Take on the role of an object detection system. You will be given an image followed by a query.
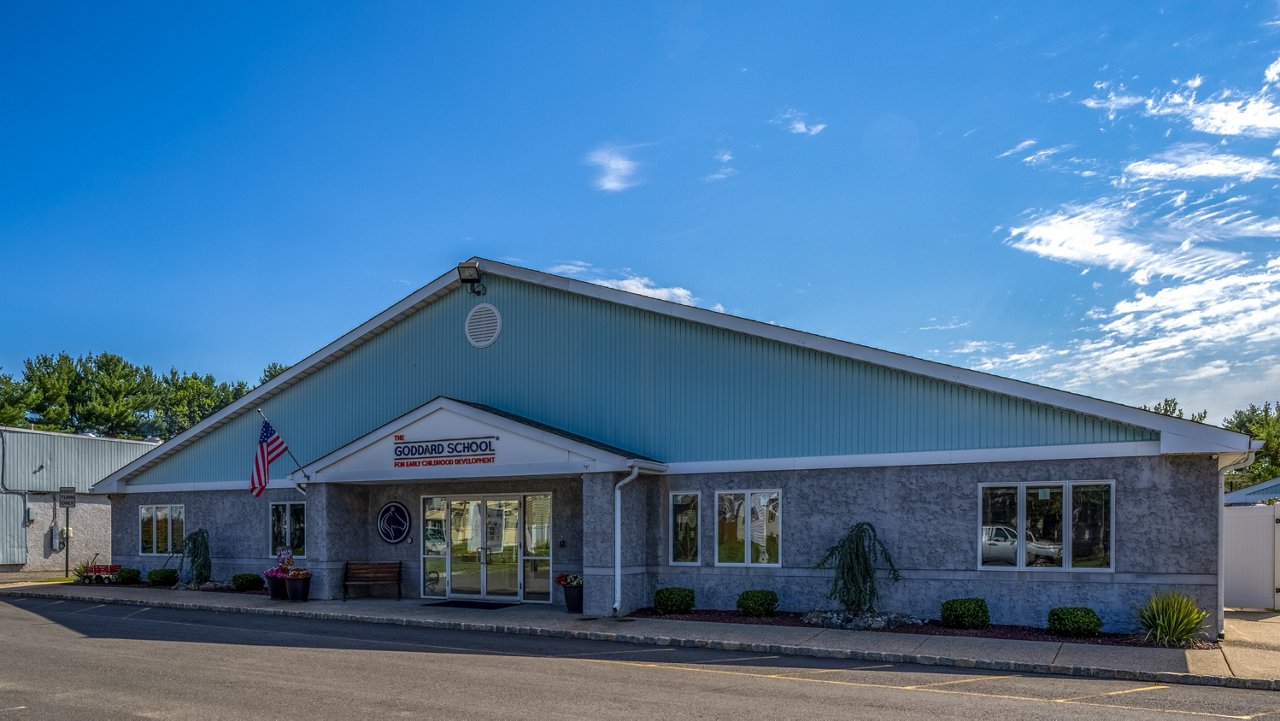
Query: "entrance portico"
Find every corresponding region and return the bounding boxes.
[290,397,664,608]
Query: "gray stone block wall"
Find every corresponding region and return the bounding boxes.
[112,477,583,602]
[646,454,1220,631]
[110,486,307,582]
[0,494,112,577]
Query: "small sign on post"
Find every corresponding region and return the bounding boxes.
[58,487,75,578]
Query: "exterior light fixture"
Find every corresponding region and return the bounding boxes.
[457,261,486,296]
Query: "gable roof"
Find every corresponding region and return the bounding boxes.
[294,396,663,484]
[95,257,1257,492]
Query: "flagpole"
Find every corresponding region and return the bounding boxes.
[257,408,311,495]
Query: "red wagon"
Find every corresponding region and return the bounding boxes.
[82,564,122,584]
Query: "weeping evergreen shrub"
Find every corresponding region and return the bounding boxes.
[179,529,212,585]
[814,522,901,614]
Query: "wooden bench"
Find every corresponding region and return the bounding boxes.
[342,561,402,601]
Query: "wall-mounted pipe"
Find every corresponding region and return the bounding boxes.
[612,464,641,615]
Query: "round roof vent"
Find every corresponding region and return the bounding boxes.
[465,303,501,349]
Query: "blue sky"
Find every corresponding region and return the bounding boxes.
[2,2,1278,422]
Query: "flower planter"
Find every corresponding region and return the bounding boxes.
[285,577,311,602]
[563,585,583,614]
[266,576,288,600]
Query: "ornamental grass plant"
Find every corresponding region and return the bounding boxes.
[1136,591,1208,647]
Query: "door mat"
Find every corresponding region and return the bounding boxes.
[424,600,520,610]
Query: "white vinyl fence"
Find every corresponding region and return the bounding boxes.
[1224,504,1280,609]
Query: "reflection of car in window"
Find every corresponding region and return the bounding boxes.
[981,525,1063,565]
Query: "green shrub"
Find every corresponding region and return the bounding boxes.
[71,562,89,583]
[736,590,779,617]
[1137,591,1208,647]
[147,568,179,587]
[654,587,695,615]
[116,568,141,585]
[231,573,265,592]
[940,597,990,629]
[1047,607,1103,638]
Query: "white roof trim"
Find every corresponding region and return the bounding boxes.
[97,257,1253,492]
[664,441,1163,475]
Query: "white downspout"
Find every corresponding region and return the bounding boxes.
[613,463,641,616]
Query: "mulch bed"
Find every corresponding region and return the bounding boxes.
[629,608,811,627]
[626,608,1218,649]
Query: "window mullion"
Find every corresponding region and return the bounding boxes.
[1017,484,1026,570]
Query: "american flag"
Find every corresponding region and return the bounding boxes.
[250,420,288,497]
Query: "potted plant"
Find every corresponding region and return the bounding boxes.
[285,565,312,602]
[265,549,306,601]
[556,573,583,614]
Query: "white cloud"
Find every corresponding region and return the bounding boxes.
[705,149,737,182]
[592,276,696,304]
[998,139,1037,158]
[1080,82,1146,120]
[971,50,1280,421]
[1023,146,1070,166]
[585,145,639,192]
[1147,91,1280,138]
[1124,145,1279,181]
[920,317,970,331]
[771,109,827,136]
[1007,201,1247,285]
[546,261,721,310]
[1265,56,1280,85]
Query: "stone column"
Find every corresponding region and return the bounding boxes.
[580,471,650,616]
[306,482,370,599]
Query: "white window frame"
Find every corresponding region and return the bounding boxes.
[138,504,184,556]
[976,480,1115,573]
[714,489,782,568]
[269,501,307,559]
[669,491,701,566]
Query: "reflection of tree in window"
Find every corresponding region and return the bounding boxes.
[717,494,745,563]
[1072,485,1111,568]
[672,494,698,563]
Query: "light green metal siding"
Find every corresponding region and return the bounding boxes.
[1,430,154,493]
[1,429,154,564]
[128,276,1158,486]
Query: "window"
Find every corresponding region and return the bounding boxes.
[978,481,1113,571]
[669,492,700,565]
[139,505,184,555]
[270,502,306,557]
[715,490,780,566]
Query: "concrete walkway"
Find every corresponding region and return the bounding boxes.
[3,582,1277,691]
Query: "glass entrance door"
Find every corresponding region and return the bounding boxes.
[447,497,520,599]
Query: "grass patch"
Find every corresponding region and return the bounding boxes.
[37,577,75,583]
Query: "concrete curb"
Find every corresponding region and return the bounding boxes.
[5,587,1275,692]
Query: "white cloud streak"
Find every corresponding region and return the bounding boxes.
[998,139,1037,158]
[963,53,1280,420]
[548,261,721,309]
[1124,144,1279,181]
[585,145,639,192]
[771,109,827,136]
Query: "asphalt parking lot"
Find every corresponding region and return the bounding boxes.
[2,597,1278,720]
